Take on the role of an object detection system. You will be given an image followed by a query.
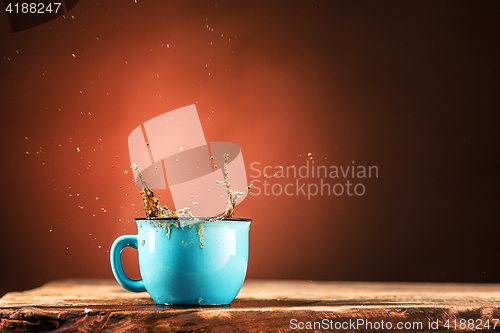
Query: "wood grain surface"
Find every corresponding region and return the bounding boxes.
[1,279,500,332]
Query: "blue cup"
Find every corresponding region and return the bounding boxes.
[110,217,251,305]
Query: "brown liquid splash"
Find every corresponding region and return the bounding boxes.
[131,153,244,221]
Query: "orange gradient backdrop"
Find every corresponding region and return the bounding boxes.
[0,1,499,296]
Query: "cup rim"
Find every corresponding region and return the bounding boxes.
[134,217,251,222]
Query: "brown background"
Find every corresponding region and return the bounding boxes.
[0,1,499,297]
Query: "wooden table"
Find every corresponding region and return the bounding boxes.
[1,279,500,332]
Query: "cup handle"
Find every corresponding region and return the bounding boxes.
[110,235,146,292]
